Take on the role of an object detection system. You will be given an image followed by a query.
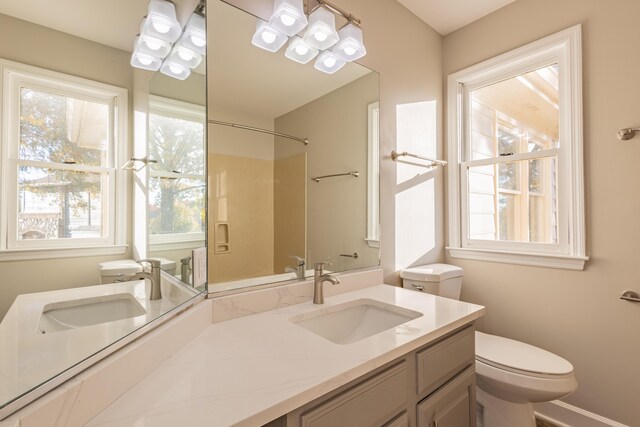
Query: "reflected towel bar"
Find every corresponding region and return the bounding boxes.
[617,127,640,141]
[208,119,309,145]
[311,171,359,182]
[391,150,447,168]
[620,291,640,302]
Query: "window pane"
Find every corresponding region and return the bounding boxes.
[468,156,557,243]
[149,177,205,235]
[498,162,518,191]
[498,193,516,241]
[20,88,109,166]
[18,166,105,240]
[470,64,560,161]
[149,113,204,175]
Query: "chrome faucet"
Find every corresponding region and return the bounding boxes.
[116,259,162,300]
[313,262,340,304]
[285,255,306,279]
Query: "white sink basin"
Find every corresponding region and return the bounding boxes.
[290,298,422,345]
[37,293,146,334]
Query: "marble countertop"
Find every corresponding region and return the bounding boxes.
[87,284,485,427]
[0,278,199,413]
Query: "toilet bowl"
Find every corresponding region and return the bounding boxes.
[400,263,577,427]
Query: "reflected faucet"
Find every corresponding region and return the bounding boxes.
[313,262,340,304]
[116,259,162,300]
[285,255,306,279]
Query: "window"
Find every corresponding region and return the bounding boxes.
[447,25,587,270]
[148,96,205,250]
[366,101,380,248]
[0,60,127,260]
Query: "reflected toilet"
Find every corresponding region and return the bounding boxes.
[401,263,577,427]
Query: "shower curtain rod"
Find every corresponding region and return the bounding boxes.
[208,119,309,145]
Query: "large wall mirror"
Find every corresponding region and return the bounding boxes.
[208,0,380,291]
[0,0,206,417]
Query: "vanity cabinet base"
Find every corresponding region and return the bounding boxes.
[274,325,476,427]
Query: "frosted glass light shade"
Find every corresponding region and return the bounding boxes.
[180,13,206,55]
[268,0,308,36]
[131,51,162,71]
[160,61,191,80]
[251,20,287,52]
[141,0,181,43]
[303,7,339,50]
[314,50,346,74]
[166,44,202,69]
[134,33,171,59]
[332,23,366,61]
[285,36,319,64]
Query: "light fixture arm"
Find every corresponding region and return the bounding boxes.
[306,0,361,26]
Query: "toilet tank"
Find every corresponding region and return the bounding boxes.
[98,260,142,284]
[400,263,464,300]
[98,258,177,284]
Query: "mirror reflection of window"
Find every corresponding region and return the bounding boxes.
[148,96,205,240]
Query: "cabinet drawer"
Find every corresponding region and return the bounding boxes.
[417,366,476,427]
[298,362,407,427]
[416,327,474,397]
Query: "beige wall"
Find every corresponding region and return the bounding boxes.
[442,0,640,424]
[275,74,379,270]
[0,14,134,320]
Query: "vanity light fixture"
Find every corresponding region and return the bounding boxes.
[268,0,308,36]
[303,7,339,50]
[140,0,182,43]
[314,50,345,74]
[285,36,319,64]
[180,13,207,55]
[332,22,366,61]
[131,51,163,71]
[252,0,365,74]
[160,61,191,80]
[251,20,288,52]
[134,32,172,59]
[131,0,206,80]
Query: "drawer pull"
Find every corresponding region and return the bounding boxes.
[411,284,424,291]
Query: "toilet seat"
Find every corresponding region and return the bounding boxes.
[475,331,573,378]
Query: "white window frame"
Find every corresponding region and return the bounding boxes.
[0,59,127,261]
[366,101,380,248]
[446,25,588,270]
[147,95,205,251]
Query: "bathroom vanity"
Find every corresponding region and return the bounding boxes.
[83,282,484,426]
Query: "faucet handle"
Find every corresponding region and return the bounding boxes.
[137,259,161,269]
[290,255,305,266]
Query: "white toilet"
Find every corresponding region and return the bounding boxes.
[401,263,577,427]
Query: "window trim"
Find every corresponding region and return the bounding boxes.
[366,101,380,248]
[147,95,205,248]
[446,25,587,270]
[0,58,128,260]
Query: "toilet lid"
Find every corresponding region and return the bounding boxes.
[475,331,573,376]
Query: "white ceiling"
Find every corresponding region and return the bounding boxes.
[395,0,518,35]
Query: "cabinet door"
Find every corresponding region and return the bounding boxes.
[293,362,408,427]
[417,367,476,427]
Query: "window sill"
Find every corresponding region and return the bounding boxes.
[0,245,128,262]
[446,247,588,271]
[364,238,380,249]
[149,240,205,252]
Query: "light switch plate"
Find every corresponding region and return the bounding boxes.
[192,247,207,287]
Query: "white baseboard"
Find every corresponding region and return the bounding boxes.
[534,401,629,427]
